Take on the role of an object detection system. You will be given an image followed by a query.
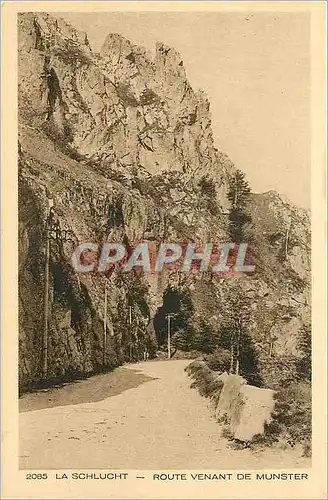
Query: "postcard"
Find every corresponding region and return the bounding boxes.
[1,2,326,498]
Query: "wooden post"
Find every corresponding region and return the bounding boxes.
[103,286,107,366]
[42,228,50,379]
[129,305,132,361]
[230,342,234,373]
[235,330,240,375]
[285,219,291,259]
[42,198,53,379]
[167,314,172,360]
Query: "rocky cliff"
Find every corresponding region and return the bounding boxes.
[18,12,311,392]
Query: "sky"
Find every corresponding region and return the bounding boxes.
[60,12,311,208]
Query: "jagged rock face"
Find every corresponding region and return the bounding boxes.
[18,12,311,391]
[18,13,232,194]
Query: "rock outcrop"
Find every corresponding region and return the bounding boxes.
[187,360,276,443]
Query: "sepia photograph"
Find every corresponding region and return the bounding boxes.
[1,2,327,499]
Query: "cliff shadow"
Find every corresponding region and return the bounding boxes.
[19,366,156,413]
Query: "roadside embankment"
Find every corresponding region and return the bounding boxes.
[186,360,275,443]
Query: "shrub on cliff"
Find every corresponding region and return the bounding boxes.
[186,360,225,401]
[52,43,92,66]
[171,324,197,352]
[257,381,311,456]
[296,324,311,382]
[204,347,231,373]
[254,324,312,454]
[193,320,220,354]
[198,175,218,215]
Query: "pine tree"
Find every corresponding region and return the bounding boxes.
[196,321,220,354]
[227,170,251,208]
[218,284,262,385]
[227,170,251,242]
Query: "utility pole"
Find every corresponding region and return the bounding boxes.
[42,198,75,380]
[42,198,54,379]
[103,284,107,366]
[236,330,240,376]
[166,313,174,359]
[42,221,50,379]
[129,305,132,361]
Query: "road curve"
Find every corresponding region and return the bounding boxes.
[20,360,310,469]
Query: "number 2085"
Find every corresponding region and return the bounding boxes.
[26,473,48,480]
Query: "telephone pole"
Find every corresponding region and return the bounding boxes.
[129,305,132,361]
[42,198,54,379]
[103,285,108,366]
[42,221,50,378]
[42,198,75,379]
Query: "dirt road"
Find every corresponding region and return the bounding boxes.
[20,360,310,469]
